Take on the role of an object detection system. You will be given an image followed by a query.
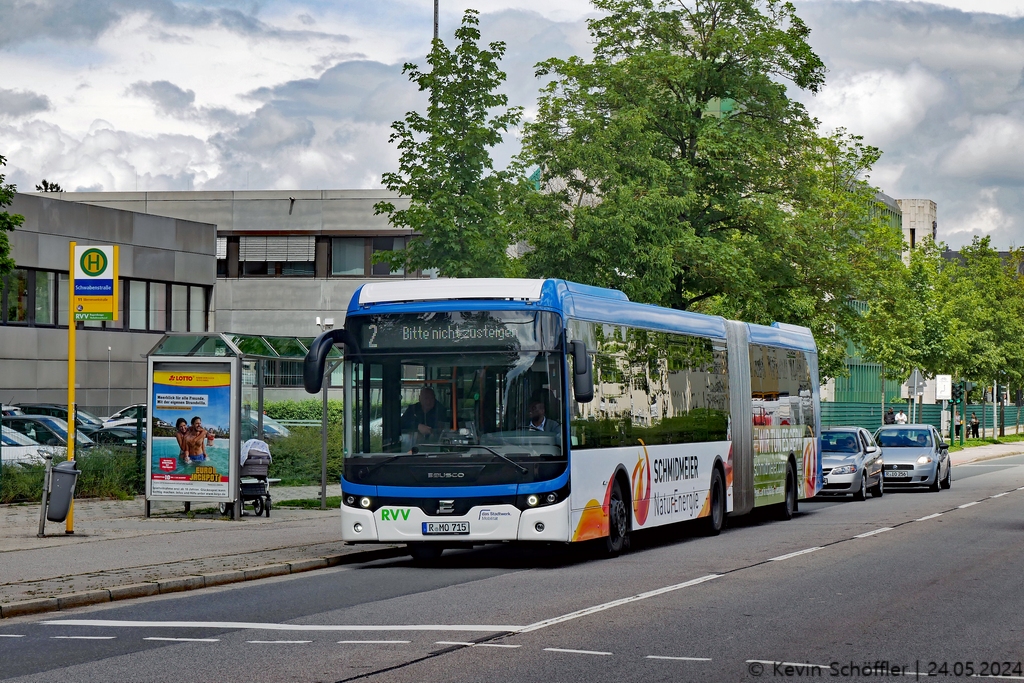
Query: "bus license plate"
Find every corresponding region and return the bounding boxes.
[885,471,910,478]
[422,522,470,535]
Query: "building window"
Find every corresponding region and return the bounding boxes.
[189,286,206,332]
[239,235,315,277]
[171,284,188,331]
[149,282,167,331]
[58,273,69,326]
[105,279,124,330]
[332,237,365,276]
[371,237,405,276]
[129,280,147,330]
[34,271,55,325]
[3,269,29,323]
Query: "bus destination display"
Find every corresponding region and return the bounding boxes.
[356,312,552,351]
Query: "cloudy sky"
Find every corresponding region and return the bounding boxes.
[2,0,1024,247]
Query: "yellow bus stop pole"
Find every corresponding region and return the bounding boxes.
[66,241,76,534]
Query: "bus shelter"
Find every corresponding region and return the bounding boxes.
[144,332,339,518]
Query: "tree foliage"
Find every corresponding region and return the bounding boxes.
[35,179,63,193]
[0,154,24,279]
[375,9,522,278]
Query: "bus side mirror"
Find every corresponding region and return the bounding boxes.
[569,339,594,403]
[303,329,352,394]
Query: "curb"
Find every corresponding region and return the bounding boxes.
[0,545,405,620]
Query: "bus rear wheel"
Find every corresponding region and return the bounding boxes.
[605,479,630,556]
[701,468,725,536]
[776,462,797,521]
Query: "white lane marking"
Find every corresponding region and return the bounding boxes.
[44,620,520,633]
[991,492,1010,498]
[972,674,1024,680]
[144,637,220,642]
[854,527,892,538]
[544,647,612,656]
[435,641,521,649]
[0,634,26,638]
[916,513,943,521]
[646,655,712,661]
[337,640,410,644]
[516,574,719,633]
[959,501,981,509]
[246,640,311,644]
[1018,486,1024,490]
[748,659,832,669]
[769,547,821,562]
[50,636,116,640]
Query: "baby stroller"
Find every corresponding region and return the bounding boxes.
[238,439,272,517]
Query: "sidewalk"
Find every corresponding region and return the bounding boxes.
[950,439,1024,465]
[0,484,401,619]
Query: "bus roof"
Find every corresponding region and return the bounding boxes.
[349,278,815,353]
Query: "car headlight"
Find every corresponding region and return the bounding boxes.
[830,465,857,475]
[917,455,933,465]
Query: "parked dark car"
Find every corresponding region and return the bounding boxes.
[90,426,145,448]
[17,403,105,436]
[1,415,95,451]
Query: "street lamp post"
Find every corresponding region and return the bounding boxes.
[315,317,334,511]
[434,0,438,41]
[107,346,112,415]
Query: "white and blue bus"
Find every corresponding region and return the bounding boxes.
[303,279,821,559]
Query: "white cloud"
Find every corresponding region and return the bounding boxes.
[941,114,1024,181]
[804,66,945,147]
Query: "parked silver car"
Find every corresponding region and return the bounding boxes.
[873,424,951,491]
[820,427,884,499]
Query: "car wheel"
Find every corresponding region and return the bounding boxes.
[701,468,726,536]
[605,479,631,555]
[930,463,942,492]
[941,460,952,489]
[853,471,867,501]
[776,462,797,521]
[870,473,884,498]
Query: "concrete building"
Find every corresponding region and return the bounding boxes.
[896,198,937,253]
[0,193,216,415]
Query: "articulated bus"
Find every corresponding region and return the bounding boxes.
[303,278,821,560]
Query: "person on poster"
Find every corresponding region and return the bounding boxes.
[175,418,189,463]
[186,415,209,464]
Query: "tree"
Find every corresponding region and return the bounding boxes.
[0,154,24,279]
[513,0,906,378]
[374,9,523,278]
[35,179,63,193]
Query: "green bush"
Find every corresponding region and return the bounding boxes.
[263,399,342,425]
[268,426,345,486]
[1,447,143,504]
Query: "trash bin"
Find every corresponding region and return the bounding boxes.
[46,460,81,523]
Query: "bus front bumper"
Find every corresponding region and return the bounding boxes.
[341,499,571,543]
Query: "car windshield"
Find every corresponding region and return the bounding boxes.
[2,425,39,446]
[346,310,565,486]
[35,416,95,446]
[822,432,860,453]
[876,428,932,448]
[76,409,104,426]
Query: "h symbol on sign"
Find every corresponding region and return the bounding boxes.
[85,253,103,271]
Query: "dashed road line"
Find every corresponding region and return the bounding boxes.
[748,659,832,669]
[916,513,943,521]
[769,547,821,561]
[246,640,311,644]
[338,640,410,644]
[50,636,116,640]
[959,501,981,509]
[646,655,712,661]
[435,641,521,649]
[544,647,612,656]
[991,492,1010,498]
[0,634,25,638]
[854,527,892,538]
[144,637,220,642]
[972,674,1024,680]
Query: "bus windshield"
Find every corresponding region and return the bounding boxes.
[346,311,566,487]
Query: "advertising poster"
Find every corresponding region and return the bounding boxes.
[149,363,232,499]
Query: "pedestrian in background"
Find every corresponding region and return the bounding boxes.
[970,412,980,438]
[954,412,961,439]
[884,408,896,425]
[895,409,908,424]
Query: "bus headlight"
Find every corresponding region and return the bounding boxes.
[360,497,372,508]
[526,494,539,507]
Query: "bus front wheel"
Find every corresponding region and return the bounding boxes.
[605,479,630,556]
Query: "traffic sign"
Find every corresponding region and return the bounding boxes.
[935,375,952,401]
[73,245,118,321]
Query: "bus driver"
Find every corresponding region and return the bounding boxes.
[402,387,444,443]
